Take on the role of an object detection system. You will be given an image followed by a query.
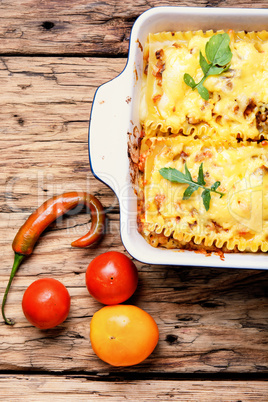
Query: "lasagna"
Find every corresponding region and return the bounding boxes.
[137,30,268,253]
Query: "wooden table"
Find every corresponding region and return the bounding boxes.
[1,1,268,400]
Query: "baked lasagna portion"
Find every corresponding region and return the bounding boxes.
[140,30,268,141]
[137,136,268,253]
[137,30,268,253]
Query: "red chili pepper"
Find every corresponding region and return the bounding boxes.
[2,192,106,325]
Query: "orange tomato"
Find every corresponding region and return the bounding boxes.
[90,305,159,366]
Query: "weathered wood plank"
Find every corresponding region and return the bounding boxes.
[0,264,268,373]
[0,57,267,374]
[0,0,267,56]
[0,375,267,401]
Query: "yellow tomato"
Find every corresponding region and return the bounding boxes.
[90,305,159,366]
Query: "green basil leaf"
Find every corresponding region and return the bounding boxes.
[197,163,206,185]
[222,63,231,73]
[201,189,211,211]
[183,33,232,100]
[206,65,225,77]
[160,165,225,211]
[211,181,221,191]
[159,167,190,185]
[183,185,198,200]
[183,73,196,89]
[184,163,193,181]
[197,82,209,101]
[216,47,232,67]
[205,33,232,67]
[199,51,210,75]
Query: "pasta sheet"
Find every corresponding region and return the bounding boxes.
[139,136,268,252]
[140,30,268,141]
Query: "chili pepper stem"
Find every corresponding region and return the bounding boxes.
[2,253,25,325]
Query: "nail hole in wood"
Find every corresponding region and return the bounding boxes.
[42,21,55,30]
[165,334,178,344]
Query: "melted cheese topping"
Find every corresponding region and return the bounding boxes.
[137,31,268,253]
[140,31,268,140]
[139,137,268,252]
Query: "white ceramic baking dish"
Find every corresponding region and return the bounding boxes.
[89,6,268,269]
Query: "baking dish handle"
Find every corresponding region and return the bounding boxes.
[89,69,133,198]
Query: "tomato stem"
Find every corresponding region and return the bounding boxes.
[2,253,25,325]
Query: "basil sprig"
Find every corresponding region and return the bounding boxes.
[183,33,233,100]
[159,163,225,211]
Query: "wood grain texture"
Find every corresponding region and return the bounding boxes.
[1,264,268,373]
[0,0,267,56]
[0,375,268,401]
[1,1,267,399]
[0,57,268,374]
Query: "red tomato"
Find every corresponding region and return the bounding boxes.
[90,305,159,366]
[85,251,138,305]
[22,278,71,329]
